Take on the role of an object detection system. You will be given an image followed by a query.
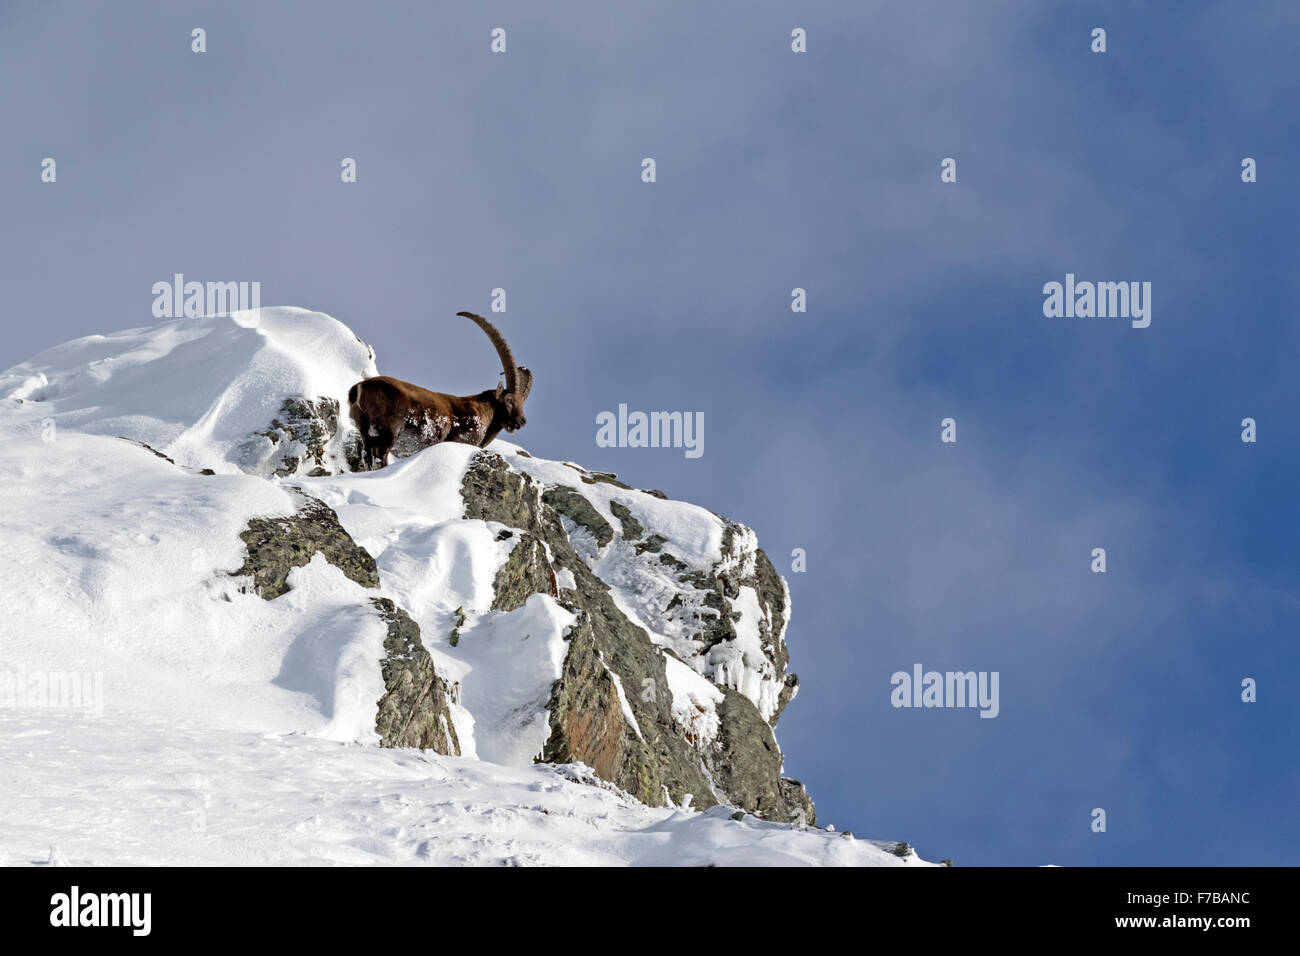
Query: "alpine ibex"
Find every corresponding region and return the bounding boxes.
[347,312,532,470]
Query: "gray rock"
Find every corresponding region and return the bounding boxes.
[457,451,815,823]
[230,493,379,600]
[373,597,461,754]
[117,436,176,465]
[491,532,557,612]
[541,486,613,548]
[241,396,363,477]
[608,501,644,541]
[574,468,633,491]
[703,688,817,826]
[633,534,667,555]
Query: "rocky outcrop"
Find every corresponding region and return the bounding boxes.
[373,598,461,754]
[239,396,364,477]
[231,492,379,599]
[541,487,613,547]
[671,524,796,726]
[706,689,815,824]
[230,446,814,823]
[541,600,716,808]
[460,452,814,823]
[231,496,462,753]
[490,531,557,612]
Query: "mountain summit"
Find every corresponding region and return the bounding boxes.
[0,309,928,865]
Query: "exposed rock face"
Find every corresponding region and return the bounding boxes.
[490,531,557,612]
[231,495,462,754]
[240,396,364,477]
[229,446,814,822]
[373,598,461,754]
[460,452,814,823]
[541,487,613,548]
[677,525,801,726]
[709,689,815,824]
[542,601,715,808]
[231,492,379,599]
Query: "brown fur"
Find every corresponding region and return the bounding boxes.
[347,313,532,471]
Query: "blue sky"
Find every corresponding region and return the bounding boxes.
[2,1,1296,864]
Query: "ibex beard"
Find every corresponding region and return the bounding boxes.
[347,311,533,471]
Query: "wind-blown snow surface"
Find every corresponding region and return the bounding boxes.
[0,309,927,866]
[0,713,919,867]
[0,308,376,475]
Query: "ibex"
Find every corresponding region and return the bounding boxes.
[347,312,532,470]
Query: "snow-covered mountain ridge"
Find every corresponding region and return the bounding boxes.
[0,308,931,866]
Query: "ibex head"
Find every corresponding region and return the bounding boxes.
[494,365,532,432]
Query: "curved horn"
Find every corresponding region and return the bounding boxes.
[456,311,518,395]
[514,366,533,402]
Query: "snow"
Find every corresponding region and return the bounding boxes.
[0,308,930,866]
[663,655,724,747]
[0,308,377,476]
[0,432,376,735]
[709,585,780,718]
[450,595,575,765]
[294,449,574,766]
[501,444,789,721]
[508,451,725,568]
[0,712,925,867]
